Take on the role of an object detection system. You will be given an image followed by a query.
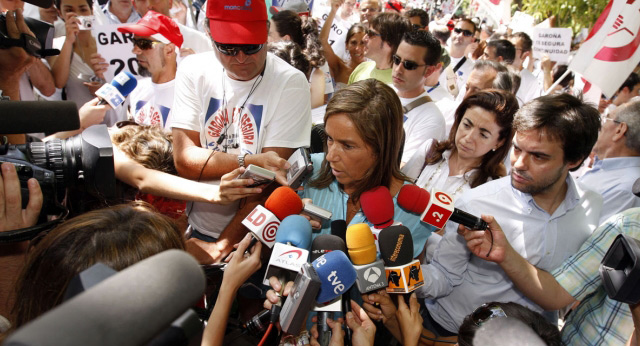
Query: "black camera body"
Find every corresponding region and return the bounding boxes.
[0,125,116,223]
[0,12,59,58]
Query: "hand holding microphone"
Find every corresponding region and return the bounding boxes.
[310,300,377,346]
[94,71,138,108]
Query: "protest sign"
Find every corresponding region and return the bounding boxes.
[93,24,140,82]
[532,27,572,63]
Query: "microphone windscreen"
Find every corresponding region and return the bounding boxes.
[111,71,138,97]
[312,250,356,303]
[633,178,640,198]
[265,186,304,220]
[346,223,377,265]
[361,186,395,228]
[310,235,348,262]
[0,101,80,134]
[330,220,347,241]
[397,185,430,214]
[4,250,205,346]
[276,215,312,249]
[378,225,414,266]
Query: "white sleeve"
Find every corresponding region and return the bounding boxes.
[261,73,312,149]
[170,55,204,133]
[401,139,434,180]
[402,105,446,163]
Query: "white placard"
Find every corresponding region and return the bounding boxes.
[93,24,141,82]
[532,27,572,63]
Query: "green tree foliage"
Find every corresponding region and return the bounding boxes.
[519,0,609,35]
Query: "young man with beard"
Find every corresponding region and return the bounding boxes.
[118,11,182,129]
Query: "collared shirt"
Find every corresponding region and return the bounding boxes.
[302,153,434,258]
[417,175,602,333]
[553,208,640,346]
[579,156,640,225]
[101,1,141,24]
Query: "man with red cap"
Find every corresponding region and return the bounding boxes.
[171,0,312,262]
[118,11,183,129]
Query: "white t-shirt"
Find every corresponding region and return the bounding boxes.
[177,22,212,54]
[516,68,542,106]
[438,54,474,96]
[129,78,175,130]
[399,90,446,163]
[171,52,312,237]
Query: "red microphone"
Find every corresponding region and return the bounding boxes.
[360,186,402,252]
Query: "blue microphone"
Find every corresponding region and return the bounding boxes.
[96,71,138,108]
[275,214,313,248]
[263,215,313,286]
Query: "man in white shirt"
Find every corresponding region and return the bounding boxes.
[118,10,182,130]
[102,0,140,24]
[132,0,212,54]
[381,93,603,343]
[439,18,476,98]
[171,0,311,262]
[580,100,640,224]
[509,32,542,105]
[391,30,446,165]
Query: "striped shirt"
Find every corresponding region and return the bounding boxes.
[553,208,640,345]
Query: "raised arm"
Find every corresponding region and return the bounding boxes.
[320,0,345,79]
[48,13,79,89]
[461,214,576,310]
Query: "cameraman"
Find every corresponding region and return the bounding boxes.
[0,162,43,325]
[0,8,37,144]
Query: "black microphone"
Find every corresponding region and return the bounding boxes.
[3,250,205,346]
[0,101,80,134]
[330,219,347,241]
[378,225,424,295]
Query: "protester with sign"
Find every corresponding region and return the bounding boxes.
[320,0,366,89]
[118,11,182,130]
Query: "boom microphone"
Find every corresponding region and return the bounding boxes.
[0,101,81,134]
[346,223,388,293]
[397,184,487,230]
[378,226,424,294]
[95,71,138,108]
[4,250,205,346]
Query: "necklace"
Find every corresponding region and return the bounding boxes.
[218,67,264,152]
[421,159,470,198]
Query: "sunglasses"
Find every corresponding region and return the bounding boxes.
[454,27,474,37]
[214,42,264,56]
[366,29,381,37]
[471,304,507,326]
[392,54,427,70]
[132,37,162,50]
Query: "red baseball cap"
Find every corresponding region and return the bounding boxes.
[206,0,268,45]
[118,11,184,48]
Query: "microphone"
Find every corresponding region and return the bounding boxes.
[279,250,356,335]
[4,250,205,346]
[360,186,401,251]
[346,223,388,293]
[378,225,424,294]
[95,71,138,108]
[397,184,487,230]
[330,219,347,241]
[0,101,81,134]
[241,186,304,248]
[262,214,312,285]
[310,235,349,346]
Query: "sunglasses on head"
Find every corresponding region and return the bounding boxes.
[132,37,160,50]
[214,42,264,56]
[366,28,381,37]
[471,303,508,327]
[392,54,427,70]
[454,27,474,37]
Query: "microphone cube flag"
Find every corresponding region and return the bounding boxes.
[385,259,424,294]
[262,242,309,285]
[242,205,280,248]
[421,189,455,229]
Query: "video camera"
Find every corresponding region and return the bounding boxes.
[0,102,115,243]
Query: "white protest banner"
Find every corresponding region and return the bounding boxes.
[569,0,640,98]
[508,11,535,37]
[93,24,140,82]
[532,27,572,63]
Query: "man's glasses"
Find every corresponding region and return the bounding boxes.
[471,304,507,326]
[453,27,474,37]
[603,115,621,124]
[392,54,427,70]
[132,38,160,50]
[214,42,264,56]
[366,29,381,37]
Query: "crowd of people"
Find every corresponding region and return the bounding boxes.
[2,0,640,344]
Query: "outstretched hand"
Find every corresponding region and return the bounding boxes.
[458,214,510,263]
[216,167,263,204]
[395,293,422,346]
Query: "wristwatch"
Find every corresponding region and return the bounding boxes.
[237,153,248,168]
